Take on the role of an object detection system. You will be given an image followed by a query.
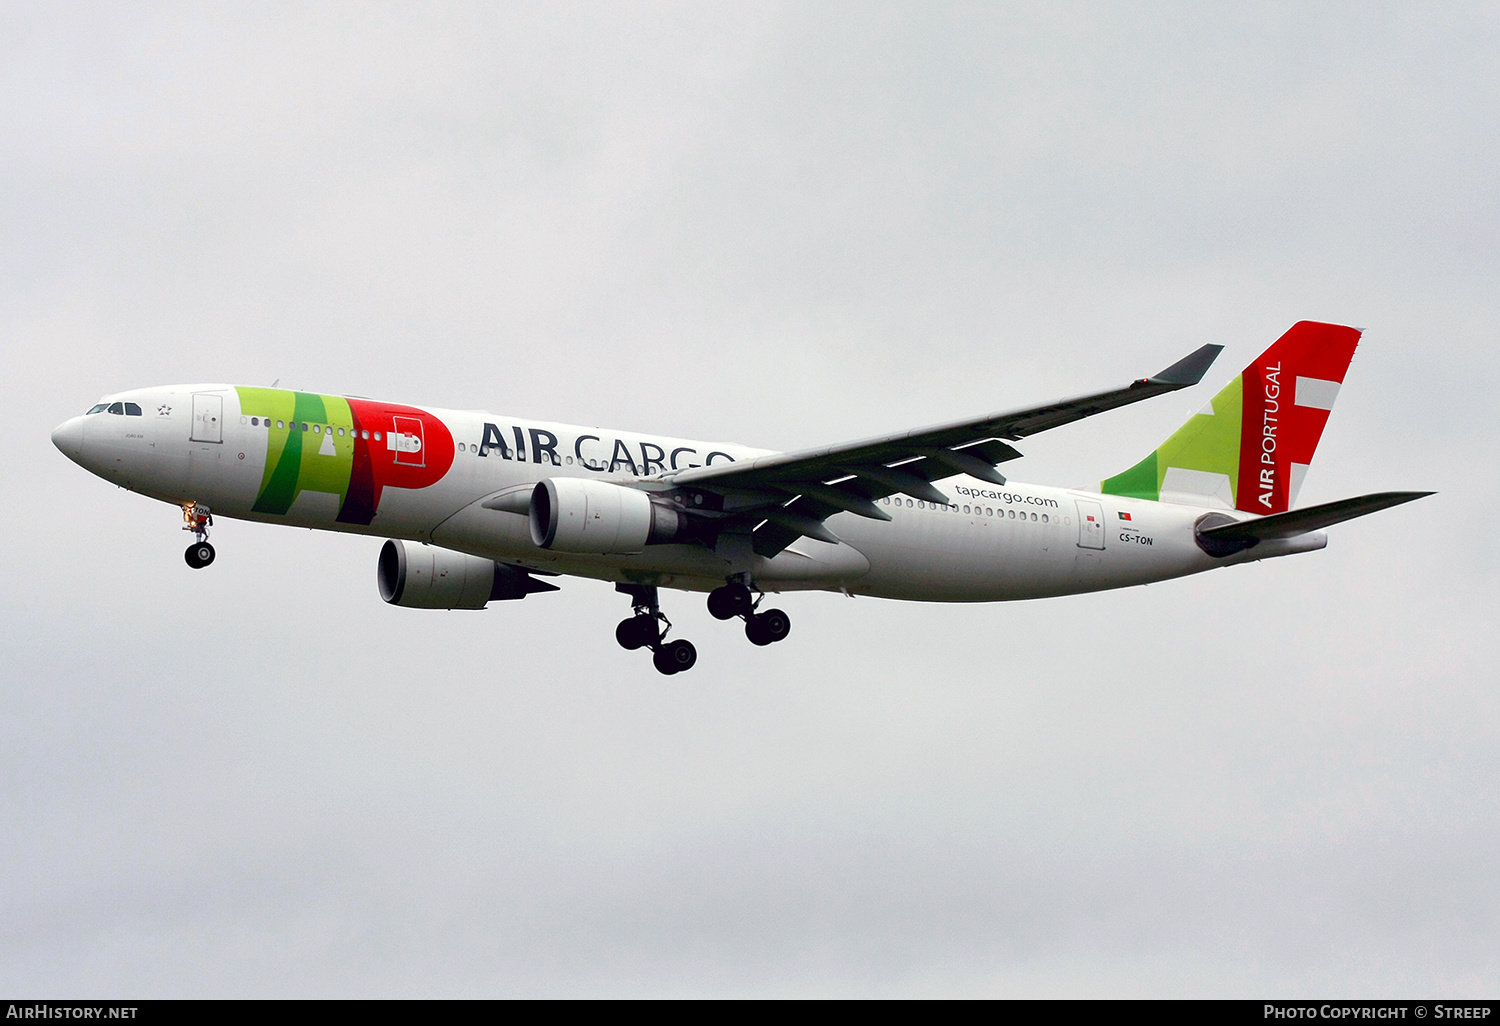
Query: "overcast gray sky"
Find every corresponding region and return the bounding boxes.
[3,2,1497,997]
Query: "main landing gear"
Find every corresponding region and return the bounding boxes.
[613,579,790,676]
[707,580,792,647]
[182,502,216,569]
[616,585,697,675]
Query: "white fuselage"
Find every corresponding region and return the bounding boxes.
[51,384,1324,602]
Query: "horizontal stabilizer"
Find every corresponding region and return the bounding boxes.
[1200,491,1433,544]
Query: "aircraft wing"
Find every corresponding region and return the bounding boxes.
[659,343,1223,556]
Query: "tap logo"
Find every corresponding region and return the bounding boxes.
[235,388,454,524]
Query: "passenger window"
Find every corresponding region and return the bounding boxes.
[251,417,259,426]
[458,443,466,452]
[107,402,124,415]
[301,423,309,432]
[374,432,382,441]
[277,420,285,429]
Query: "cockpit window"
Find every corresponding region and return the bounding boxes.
[123,402,142,416]
[87,404,108,414]
[107,402,124,415]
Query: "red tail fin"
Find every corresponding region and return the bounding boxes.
[1238,321,1360,513]
[1102,321,1361,514]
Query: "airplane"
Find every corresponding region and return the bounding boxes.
[51,320,1429,675]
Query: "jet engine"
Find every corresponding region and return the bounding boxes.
[377,539,558,609]
[528,478,684,554]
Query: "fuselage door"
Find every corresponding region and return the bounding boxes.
[390,415,425,467]
[191,393,223,443]
[1076,499,1106,549]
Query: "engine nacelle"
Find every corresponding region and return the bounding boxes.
[528,478,683,554]
[377,539,557,609]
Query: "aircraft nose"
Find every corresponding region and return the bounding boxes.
[51,416,84,459]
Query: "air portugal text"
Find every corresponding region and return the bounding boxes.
[1256,360,1282,509]
[476,422,736,475]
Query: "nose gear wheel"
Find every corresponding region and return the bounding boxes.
[185,542,216,569]
[181,502,216,570]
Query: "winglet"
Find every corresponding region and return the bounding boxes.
[1146,344,1224,387]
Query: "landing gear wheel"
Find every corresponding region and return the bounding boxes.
[707,583,753,620]
[653,639,697,675]
[185,542,216,569]
[616,615,658,651]
[745,608,791,646]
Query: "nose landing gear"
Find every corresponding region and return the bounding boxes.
[182,502,215,569]
[708,579,792,648]
[616,584,697,675]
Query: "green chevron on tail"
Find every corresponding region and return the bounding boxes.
[1102,374,1244,505]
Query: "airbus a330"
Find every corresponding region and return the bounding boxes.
[51,321,1429,674]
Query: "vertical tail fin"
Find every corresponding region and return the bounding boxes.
[1100,321,1361,514]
